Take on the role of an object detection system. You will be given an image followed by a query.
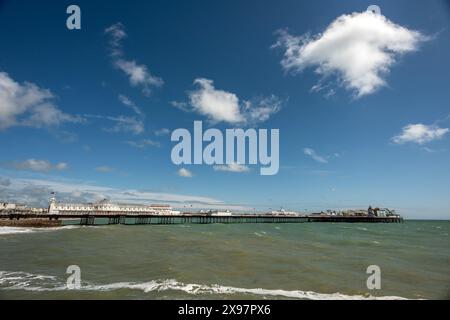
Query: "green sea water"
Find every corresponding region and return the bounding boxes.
[0,220,449,299]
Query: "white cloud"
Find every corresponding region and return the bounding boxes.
[275,11,426,98]
[107,116,144,134]
[118,94,143,116]
[104,22,127,57]
[303,148,328,164]
[170,101,190,112]
[54,162,69,170]
[189,78,243,123]
[187,78,282,124]
[125,139,160,148]
[242,95,282,124]
[86,114,144,135]
[0,72,83,130]
[213,163,250,173]
[12,159,68,172]
[95,166,114,173]
[154,128,170,136]
[115,60,163,95]
[105,23,163,95]
[392,123,449,145]
[177,168,193,178]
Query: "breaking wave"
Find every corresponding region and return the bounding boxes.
[0,227,35,235]
[0,226,81,235]
[0,270,407,300]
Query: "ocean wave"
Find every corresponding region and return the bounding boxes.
[0,225,80,235]
[0,270,407,300]
[0,227,35,235]
[0,271,58,290]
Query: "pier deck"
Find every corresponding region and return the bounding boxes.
[0,213,403,226]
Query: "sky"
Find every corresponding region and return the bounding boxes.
[0,0,449,219]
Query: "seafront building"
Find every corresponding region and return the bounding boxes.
[0,202,19,211]
[47,195,181,215]
[1,195,399,218]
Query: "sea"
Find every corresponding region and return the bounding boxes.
[0,220,449,300]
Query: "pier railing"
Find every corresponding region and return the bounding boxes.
[0,213,403,225]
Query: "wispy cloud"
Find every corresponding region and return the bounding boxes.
[114,60,163,96]
[303,148,328,164]
[95,166,114,173]
[118,94,143,116]
[85,114,144,135]
[213,163,250,173]
[104,23,163,96]
[274,10,426,98]
[423,146,446,153]
[177,78,282,125]
[5,159,69,172]
[125,139,160,148]
[0,72,84,130]
[177,168,193,178]
[392,123,449,145]
[154,128,170,136]
[170,101,190,112]
[104,22,127,57]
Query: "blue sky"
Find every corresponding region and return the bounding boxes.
[0,0,449,219]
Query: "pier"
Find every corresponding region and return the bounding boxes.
[0,213,403,227]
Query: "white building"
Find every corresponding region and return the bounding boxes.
[270,209,301,216]
[0,202,17,211]
[208,209,232,216]
[48,195,180,215]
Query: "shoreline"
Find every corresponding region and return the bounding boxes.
[0,218,62,228]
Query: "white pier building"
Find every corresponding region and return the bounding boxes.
[48,195,180,215]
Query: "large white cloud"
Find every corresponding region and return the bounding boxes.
[275,11,426,98]
[189,78,244,123]
[0,72,82,130]
[392,123,449,144]
[187,78,282,125]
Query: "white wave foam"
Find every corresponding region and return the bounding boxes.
[0,225,80,236]
[0,227,34,235]
[84,279,407,300]
[0,271,58,290]
[0,270,407,300]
